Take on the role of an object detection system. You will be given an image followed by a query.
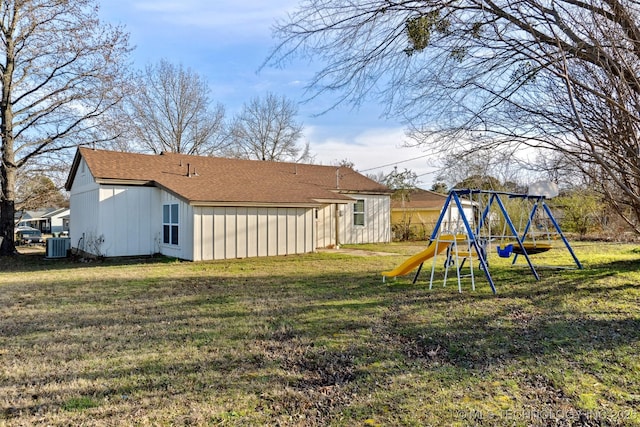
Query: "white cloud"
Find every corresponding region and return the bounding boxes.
[307,126,439,187]
[129,1,298,39]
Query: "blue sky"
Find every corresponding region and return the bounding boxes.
[98,0,438,186]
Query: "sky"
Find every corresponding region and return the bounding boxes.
[97,0,440,187]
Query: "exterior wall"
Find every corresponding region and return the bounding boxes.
[340,194,391,244]
[97,186,161,257]
[315,204,336,248]
[69,158,162,257]
[192,206,315,261]
[49,210,70,234]
[69,158,100,253]
[159,192,193,260]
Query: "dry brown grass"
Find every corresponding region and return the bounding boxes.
[1,242,639,426]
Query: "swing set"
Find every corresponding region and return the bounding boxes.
[382,189,583,294]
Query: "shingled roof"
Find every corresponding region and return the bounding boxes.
[390,188,448,210]
[390,188,475,209]
[66,148,390,206]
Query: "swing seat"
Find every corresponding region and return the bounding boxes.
[497,244,514,258]
[512,242,552,255]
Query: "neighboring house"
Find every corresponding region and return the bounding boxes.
[65,148,392,261]
[43,208,70,234]
[15,207,69,234]
[15,210,47,231]
[391,189,475,240]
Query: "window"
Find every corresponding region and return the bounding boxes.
[353,199,365,226]
[163,203,179,245]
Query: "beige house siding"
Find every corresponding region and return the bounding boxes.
[315,204,336,248]
[341,194,391,244]
[192,206,315,261]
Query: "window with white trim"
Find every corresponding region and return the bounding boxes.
[353,199,365,226]
[163,203,179,245]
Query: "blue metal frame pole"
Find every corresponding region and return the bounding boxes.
[429,192,454,241]
[542,201,583,269]
[412,191,454,284]
[494,194,540,280]
[452,191,497,294]
[512,197,540,265]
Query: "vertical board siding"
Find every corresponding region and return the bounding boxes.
[202,211,214,260]
[341,195,391,244]
[257,208,268,256]
[68,158,100,253]
[316,204,335,248]
[69,188,99,252]
[267,209,278,256]
[213,210,226,259]
[192,206,315,261]
[236,207,248,257]
[277,210,287,255]
[69,165,163,258]
[225,207,237,259]
[92,186,161,257]
[247,208,258,258]
[287,211,297,254]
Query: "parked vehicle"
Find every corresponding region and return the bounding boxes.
[15,227,45,245]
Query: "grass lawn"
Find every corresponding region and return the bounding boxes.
[1,241,639,426]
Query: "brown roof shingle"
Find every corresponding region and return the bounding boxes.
[390,188,448,210]
[67,148,390,205]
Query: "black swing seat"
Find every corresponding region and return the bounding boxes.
[511,242,552,255]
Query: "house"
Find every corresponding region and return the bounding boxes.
[391,188,475,240]
[15,207,70,234]
[64,148,392,260]
[43,208,70,235]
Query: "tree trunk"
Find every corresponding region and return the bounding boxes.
[0,129,16,256]
[0,198,16,256]
[1,14,16,256]
[0,120,17,256]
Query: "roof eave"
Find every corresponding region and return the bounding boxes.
[313,197,353,204]
[95,178,155,186]
[64,148,82,191]
[190,201,322,208]
[336,189,393,195]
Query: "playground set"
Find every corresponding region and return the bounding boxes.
[381,189,583,294]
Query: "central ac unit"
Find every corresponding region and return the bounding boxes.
[46,237,71,258]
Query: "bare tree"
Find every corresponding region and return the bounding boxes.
[268,0,640,231]
[227,92,309,162]
[16,174,67,213]
[437,148,525,192]
[0,0,130,255]
[124,59,227,156]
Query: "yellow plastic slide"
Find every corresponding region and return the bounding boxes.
[381,234,465,279]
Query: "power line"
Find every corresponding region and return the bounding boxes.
[357,153,434,172]
[416,170,438,178]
